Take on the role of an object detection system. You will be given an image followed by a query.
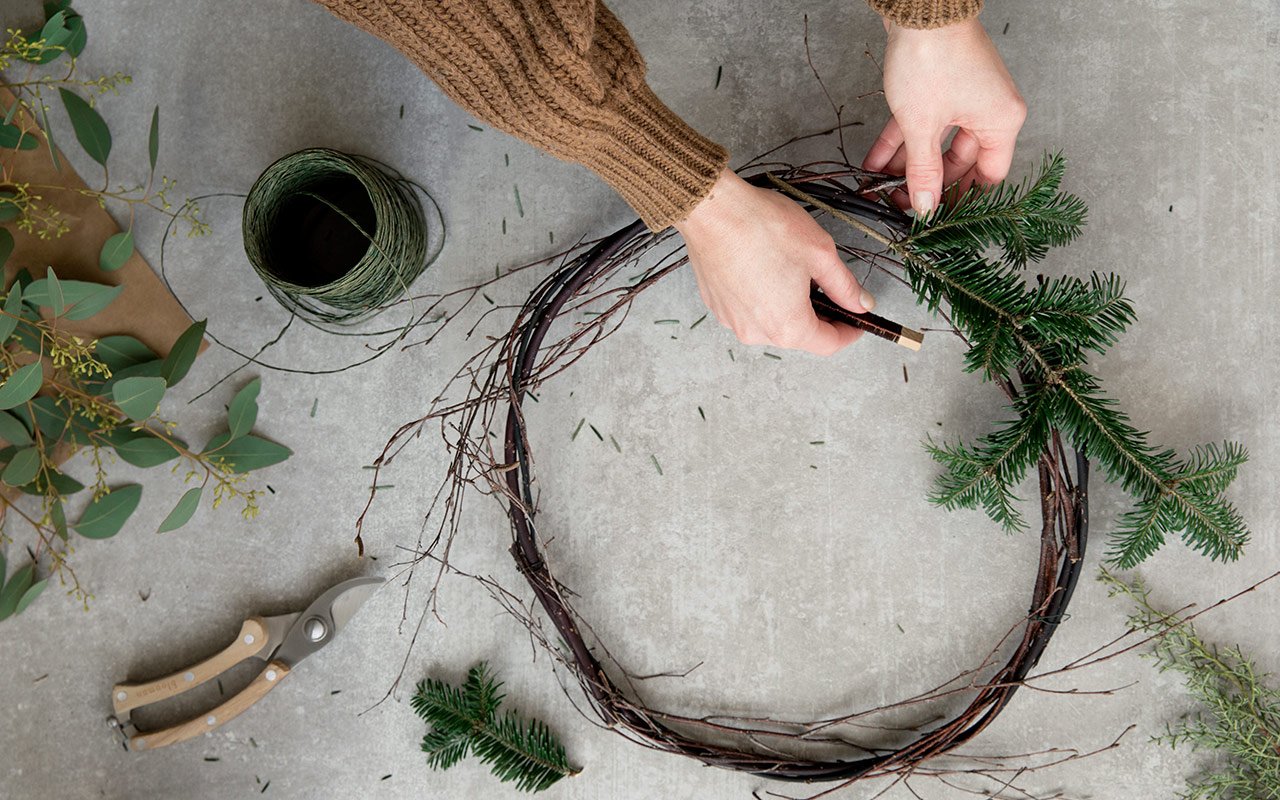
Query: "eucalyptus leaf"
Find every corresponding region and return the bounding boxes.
[58,88,111,166]
[161,319,205,386]
[0,228,13,268]
[94,335,156,373]
[22,468,84,497]
[95,359,162,396]
[14,578,47,615]
[0,564,35,620]
[112,376,165,421]
[40,9,68,40]
[227,378,260,440]
[25,11,70,64]
[64,284,122,321]
[0,284,21,343]
[147,106,159,173]
[50,498,68,539]
[63,13,86,56]
[24,277,122,321]
[0,363,44,410]
[0,192,17,222]
[158,486,202,533]
[0,123,39,150]
[2,446,41,486]
[202,433,291,473]
[29,396,71,441]
[74,484,143,540]
[0,410,32,445]
[0,552,6,587]
[46,267,64,316]
[104,428,183,468]
[37,99,60,172]
[99,231,132,272]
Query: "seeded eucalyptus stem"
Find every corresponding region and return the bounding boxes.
[0,5,289,622]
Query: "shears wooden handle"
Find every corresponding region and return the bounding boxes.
[109,617,290,751]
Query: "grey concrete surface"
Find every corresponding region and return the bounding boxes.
[1,1,1277,798]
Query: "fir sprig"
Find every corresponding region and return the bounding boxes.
[901,153,1248,568]
[773,153,1249,567]
[410,662,580,793]
[1101,568,1280,799]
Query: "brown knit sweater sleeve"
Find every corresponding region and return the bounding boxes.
[308,0,728,232]
[866,0,983,29]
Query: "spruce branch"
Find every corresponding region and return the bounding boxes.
[411,662,580,792]
[1100,568,1280,799]
[909,151,1087,268]
[772,152,1250,567]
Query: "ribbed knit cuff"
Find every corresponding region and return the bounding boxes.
[867,0,983,29]
[583,79,729,232]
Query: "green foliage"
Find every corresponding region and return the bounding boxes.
[99,230,132,271]
[161,320,205,386]
[0,3,208,242]
[202,433,292,474]
[1101,569,1280,799]
[57,86,109,166]
[226,378,260,440]
[111,376,166,420]
[73,484,142,539]
[0,560,46,621]
[892,153,1249,568]
[0,6,288,619]
[411,662,580,793]
[157,486,201,534]
[147,105,158,174]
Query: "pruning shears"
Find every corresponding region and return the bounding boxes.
[106,576,383,751]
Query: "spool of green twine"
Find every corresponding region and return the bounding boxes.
[242,147,437,325]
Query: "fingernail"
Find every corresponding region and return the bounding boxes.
[860,289,877,312]
[914,191,935,216]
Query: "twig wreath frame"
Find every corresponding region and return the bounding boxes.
[355,145,1228,796]
[493,174,1092,784]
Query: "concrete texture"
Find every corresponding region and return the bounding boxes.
[2,1,1278,798]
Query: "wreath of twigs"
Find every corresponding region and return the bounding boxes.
[358,149,1107,796]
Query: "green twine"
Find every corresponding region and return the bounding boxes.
[242,147,439,325]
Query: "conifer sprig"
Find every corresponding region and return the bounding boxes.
[897,153,1249,567]
[1101,569,1280,799]
[780,152,1249,567]
[411,662,580,793]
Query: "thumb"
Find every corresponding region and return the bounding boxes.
[812,257,874,315]
[902,125,945,217]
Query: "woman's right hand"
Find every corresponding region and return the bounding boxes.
[673,169,875,357]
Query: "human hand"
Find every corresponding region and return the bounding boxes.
[863,17,1026,215]
[673,169,874,356]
